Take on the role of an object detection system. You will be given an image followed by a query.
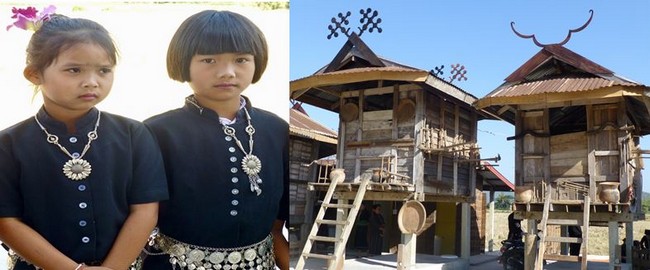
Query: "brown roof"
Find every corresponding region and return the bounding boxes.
[505,45,613,83]
[478,161,514,192]
[476,45,646,109]
[487,77,638,98]
[290,34,487,120]
[290,66,429,92]
[289,108,337,145]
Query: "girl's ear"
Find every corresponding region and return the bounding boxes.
[23,66,42,85]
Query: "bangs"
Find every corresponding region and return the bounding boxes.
[194,13,258,56]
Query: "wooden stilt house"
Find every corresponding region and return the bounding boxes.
[475,44,649,270]
[289,106,338,257]
[290,33,501,269]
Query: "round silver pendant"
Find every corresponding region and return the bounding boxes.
[62,158,92,181]
[241,155,261,176]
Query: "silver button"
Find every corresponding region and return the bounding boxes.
[230,167,238,173]
[225,136,233,142]
[231,200,239,206]
[79,220,87,226]
[81,236,90,243]
[71,152,80,158]
[78,185,86,191]
[69,137,78,143]
[230,210,238,216]
[230,156,237,162]
[79,202,87,209]
[231,189,239,195]
[228,147,236,153]
[231,177,239,183]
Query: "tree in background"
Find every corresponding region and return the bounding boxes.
[495,193,514,210]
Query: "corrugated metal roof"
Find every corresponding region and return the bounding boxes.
[292,66,425,82]
[478,161,514,191]
[487,76,639,98]
[289,108,338,144]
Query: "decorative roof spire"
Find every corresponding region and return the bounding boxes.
[510,9,593,47]
[327,8,383,39]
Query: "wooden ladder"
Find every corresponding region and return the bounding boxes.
[295,173,371,270]
[535,185,590,270]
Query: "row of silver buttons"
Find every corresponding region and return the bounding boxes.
[69,136,81,158]
[226,136,239,217]
[78,180,90,244]
[68,137,90,244]
[70,135,91,244]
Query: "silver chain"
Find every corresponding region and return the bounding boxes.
[33,111,101,160]
[222,107,254,155]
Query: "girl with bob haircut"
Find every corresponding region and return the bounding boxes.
[0,6,168,270]
[142,10,288,270]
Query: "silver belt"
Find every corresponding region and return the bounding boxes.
[152,233,275,270]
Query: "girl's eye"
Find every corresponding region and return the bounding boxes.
[66,68,81,73]
[100,68,113,74]
[236,57,252,64]
[201,59,215,64]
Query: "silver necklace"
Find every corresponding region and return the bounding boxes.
[187,96,263,195]
[34,111,101,181]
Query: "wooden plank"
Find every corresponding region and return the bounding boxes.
[545,236,582,243]
[413,90,425,201]
[354,91,364,179]
[392,86,399,140]
[581,197,590,270]
[362,120,392,131]
[608,221,618,270]
[524,110,544,117]
[341,83,421,98]
[363,110,393,121]
[547,219,582,226]
[594,150,619,156]
[517,97,622,111]
[543,254,581,262]
[536,186,553,270]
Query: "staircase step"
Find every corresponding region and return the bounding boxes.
[309,236,340,242]
[543,254,581,262]
[546,219,582,226]
[545,236,582,244]
[322,203,354,208]
[316,219,348,225]
[302,253,336,260]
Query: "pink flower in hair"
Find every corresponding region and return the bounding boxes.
[7,5,56,31]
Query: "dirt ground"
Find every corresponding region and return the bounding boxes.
[486,210,650,255]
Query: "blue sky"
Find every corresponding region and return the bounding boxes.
[290,1,650,191]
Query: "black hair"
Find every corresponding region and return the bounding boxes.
[25,14,118,75]
[166,10,268,83]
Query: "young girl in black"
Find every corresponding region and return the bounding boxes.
[142,10,288,270]
[0,6,168,270]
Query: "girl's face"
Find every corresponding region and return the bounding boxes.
[188,52,255,104]
[27,43,114,119]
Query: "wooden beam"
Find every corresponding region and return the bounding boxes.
[497,105,513,115]
[414,90,425,201]
[424,75,478,105]
[517,97,621,111]
[341,83,421,98]
[475,86,644,109]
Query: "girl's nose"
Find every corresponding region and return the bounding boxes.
[82,75,99,88]
[217,63,236,78]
